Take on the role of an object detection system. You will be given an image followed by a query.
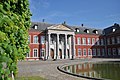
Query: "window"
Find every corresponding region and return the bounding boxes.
[118,48,120,55]
[41,48,45,57]
[101,49,105,56]
[41,36,45,44]
[92,49,96,56]
[78,48,82,56]
[101,39,104,45]
[92,38,95,45]
[96,38,100,45]
[112,48,116,55]
[97,49,101,56]
[113,28,116,32]
[108,48,111,55]
[107,38,110,45]
[77,37,81,45]
[82,38,86,45]
[88,48,92,55]
[83,48,86,56]
[112,37,115,44]
[87,30,89,33]
[117,36,120,44]
[28,35,30,43]
[75,28,79,32]
[26,53,30,57]
[33,35,38,43]
[87,38,91,45]
[33,49,38,57]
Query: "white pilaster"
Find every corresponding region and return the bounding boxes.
[69,36,72,59]
[45,38,48,60]
[54,41,56,60]
[48,33,52,59]
[57,34,60,59]
[73,35,76,59]
[65,34,68,59]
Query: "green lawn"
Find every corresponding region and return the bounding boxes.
[15,76,46,80]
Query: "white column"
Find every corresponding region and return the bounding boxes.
[72,35,76,59]
[69,36,72,59]
[57,34,60,59]
[48,33,52,59]
[65,34,68,59]
[54,41,56,60]
[45,37,48,60]
[62,41,64,59]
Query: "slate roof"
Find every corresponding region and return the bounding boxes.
[71,26,103,35]
[29,22,53,32]
[29,22,103,35]
[103,23,120,35]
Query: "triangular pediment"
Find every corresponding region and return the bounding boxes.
[47,24,72,31]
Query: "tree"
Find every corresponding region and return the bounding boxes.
[0,0,31,79]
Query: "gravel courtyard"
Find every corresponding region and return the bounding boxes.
[17,58,120,80]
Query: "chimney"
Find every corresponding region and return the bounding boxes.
[63,21,66,24]
[42,19,45,22]
[81,24,84,27]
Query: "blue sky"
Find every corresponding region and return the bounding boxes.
[29,0,120,29]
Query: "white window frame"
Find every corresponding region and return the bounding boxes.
[112,48,116,55]
[101,39,104,45]
[28,35,31,43]
[107,38,110,45]
[26,51,30,58]
[97,49,101,56]
[41,36,45,44]
[92,38,95,45]
[96,38,100,45]
[77,37,81,45]
[33,48,38,57]
[33,35,38,44]
[88,48,92,56]
[117,36,120,44]
[82,38,86,45]
[101,49,105,56]
[41,48,45,57]
[92,49,96,56]
[78,48,82,56]
[83,48,86,56]
[108,48,111,55]
[87,38,91,45]
[112,37,115,44]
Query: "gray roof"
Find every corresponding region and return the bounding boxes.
[71,26,103,35]
[30,22,53,32]
[30,22,103,35]
[103,23,120,35]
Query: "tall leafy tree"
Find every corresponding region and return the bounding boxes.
[0,0,31,79]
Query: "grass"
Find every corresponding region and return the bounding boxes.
[15,76,46,80]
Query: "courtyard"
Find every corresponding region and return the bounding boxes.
[17,58,120,80]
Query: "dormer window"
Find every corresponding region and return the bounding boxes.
[96,31,98,34]
[34,24,38,29]
[113,28,116,32]
[93,30,98,34]
[75,28,79,32]
[84,29,89,33]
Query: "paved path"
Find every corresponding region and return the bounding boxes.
[17,58,120,80]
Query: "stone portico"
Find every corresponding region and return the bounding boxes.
[45,24,75,60]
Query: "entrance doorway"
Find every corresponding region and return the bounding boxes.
[50,49,54,59]
[59,49,62,59]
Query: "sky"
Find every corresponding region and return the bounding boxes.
[29,0,120,29]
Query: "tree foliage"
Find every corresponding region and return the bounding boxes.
[0,0,31,79]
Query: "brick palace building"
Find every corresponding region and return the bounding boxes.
[26,22,120,60]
